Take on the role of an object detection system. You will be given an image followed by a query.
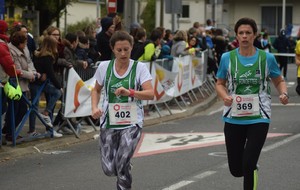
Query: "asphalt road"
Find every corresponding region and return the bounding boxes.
[0,64,299,190]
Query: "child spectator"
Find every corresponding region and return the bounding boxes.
[76,36,93,66]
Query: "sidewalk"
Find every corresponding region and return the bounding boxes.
[0,92,217,163]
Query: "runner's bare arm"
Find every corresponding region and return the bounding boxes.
[91,81,103,119]
[271,75,288,105]
[114,80,154,100]
[215,78,233,106]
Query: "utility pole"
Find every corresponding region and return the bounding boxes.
[282,0,286,30]
[160,0,164,27]
[96,0,100,18]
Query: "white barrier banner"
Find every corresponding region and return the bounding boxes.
[173,56,192,96]
[149,63,176,104]
[63,53,208,117]
[190,56,204,89]
[64,68,96,118]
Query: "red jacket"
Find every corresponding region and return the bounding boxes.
[0,35,20,82]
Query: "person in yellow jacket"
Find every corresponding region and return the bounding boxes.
[138,28,162,61]
[295,38,300,95]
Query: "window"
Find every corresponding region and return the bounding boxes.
[182,5,190,18]
[261,6,292,35]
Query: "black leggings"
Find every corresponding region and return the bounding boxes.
[224,122,269,190]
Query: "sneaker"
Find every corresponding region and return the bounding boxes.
[75,123,82,134]
[60,126,74,135]
[52,130,63,138]
[27,131,42,138]
[39,113,53,127]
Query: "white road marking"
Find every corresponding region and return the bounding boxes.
[42,150,71,155]
[208,107,223,115]
[33,146,41,153]
[194,171,216,179]
[208,152,227,157]
[162,181,194,190]
[160,133,297,190]
[262,133,300,152]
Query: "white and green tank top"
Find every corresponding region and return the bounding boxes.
[103,59,142,129]
[223,49,272,124]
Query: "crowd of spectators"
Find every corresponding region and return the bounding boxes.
[1,15,299,145]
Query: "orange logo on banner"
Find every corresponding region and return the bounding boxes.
[177,63,183,92]
[73,80,85,113]
[154,77,165,100]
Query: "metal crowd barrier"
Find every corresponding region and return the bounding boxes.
[147,50,216,117]
[57,66,98,138]
[74,65,98,81]
[1,79,54,147]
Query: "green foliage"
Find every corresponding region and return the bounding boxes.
[140,0,156,36]
[5,0,75,32]
[65,17,96,36]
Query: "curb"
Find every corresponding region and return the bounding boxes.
[0,93,217,162]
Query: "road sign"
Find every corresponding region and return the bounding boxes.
[107,0,117,13]
[165,0,182,14]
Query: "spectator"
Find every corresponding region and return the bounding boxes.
[261,33,271,52]
[205,19,214,30]
[44,26,72,71]
[163,29,173,48]
[2,31,41,140]
[189,27,207,52]
[0,20,22,143]
[129,22,141,36]
[138,28,162,61]
[83,25,100,63]
[43,26,72,127]
[107,12,123,31]
[13,22,36,59]
[205,29,218,78]
[229,37,239,50]
[31,36,63,137]
[97,17,115,61]
[186,36,201,56]
[10,24,36,62]
[160,44,174,71]
[64,33,88,69]
[273,29,291,79]
[253,33,263,49]
[76,36,93,66]
[130,27,147,60]
[171,30,190,57]
[161,44,173,60]
[212,28,228,66]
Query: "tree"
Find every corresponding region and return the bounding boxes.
[140,0,155,37]
[5,0,75,33]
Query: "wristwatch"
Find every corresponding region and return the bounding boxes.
[282,92,289,99]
